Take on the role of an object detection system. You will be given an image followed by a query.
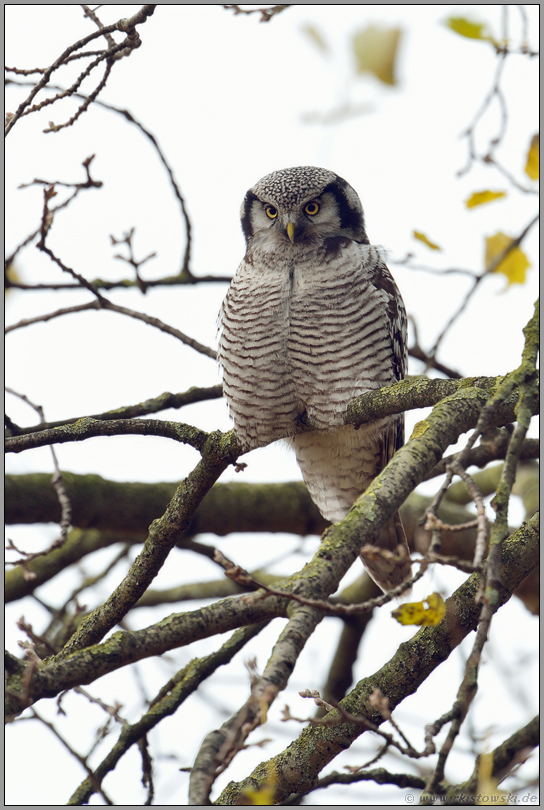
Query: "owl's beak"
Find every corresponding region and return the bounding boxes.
[286,221,296,244]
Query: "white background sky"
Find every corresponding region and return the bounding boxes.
[5,5,539,806]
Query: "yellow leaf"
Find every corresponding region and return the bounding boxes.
[392,592,446,626]
[5,264,21,297]
[241,785,277,806]
[445,16,492,41]
[301,24,328,55]
[477,752,509,805]
[465,190,507,209]
[413,230,442,251]
[353,26,402,86]
[525,133,539,180]
[240,765,277,805]
[485,232,531,286]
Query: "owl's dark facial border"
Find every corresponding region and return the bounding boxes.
[240,190,259,242]
[321,178,369,244]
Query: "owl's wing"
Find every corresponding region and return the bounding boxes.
[359,258,411,591]
[368,259,408,383]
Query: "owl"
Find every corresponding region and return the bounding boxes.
[218,166,411,592]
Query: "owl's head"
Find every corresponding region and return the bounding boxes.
[240,166,369,249]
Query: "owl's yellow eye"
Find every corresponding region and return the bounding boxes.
[305,201,320,216]
[265,205,278,219]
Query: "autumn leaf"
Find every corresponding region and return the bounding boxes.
[476,752,509,805]
[392,593,446,627]
[5,264,21,298]
[239,764,277,805]
[465,190,507,209]
[413,230,442,251]
[445,16,492,41]
[524,133,539,180]
[352,26,402,86]
[485,232,531,287]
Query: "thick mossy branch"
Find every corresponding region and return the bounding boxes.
[346,373,539,427]
[215,513,540,805]
[5,527,143,603]
[6,472,181,531]
[5,477,327,602]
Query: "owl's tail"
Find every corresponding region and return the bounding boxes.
[359,512,412,593]
[289,427,412,593]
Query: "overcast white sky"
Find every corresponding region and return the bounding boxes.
[5,5,539,805]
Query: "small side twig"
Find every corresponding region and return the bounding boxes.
[221,4,290,23]
[215,549,426,617]
[448,462,488,567]
[5,386,72,548]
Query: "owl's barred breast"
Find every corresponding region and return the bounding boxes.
[219,240,398,449]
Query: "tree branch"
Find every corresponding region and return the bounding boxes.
[6,372,539,715]
[5,385,223,437]
[215,513,539,805]
[67,621,270,806]
[5,5,157,135]
[5,416,210,455]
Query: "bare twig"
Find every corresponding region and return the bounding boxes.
[6,78,195,277]
[31,708,114,805]
[5,5,157,135]
[278,767,426,805]
[5,387,72,548]
[43,54,115,133]
[81,4,117,49]
[6,156,103,268]
[455,20,539,183]
[7,385,222,436]
[424,434,539,480]
[5,416,210,455]
[221,4,291,23]
[6,296,217,359]
[428,214,539,362]
[110,228,156,292]
[215,549,426,616]
[68,622,269,805]
[284,687,433,761]
[447,463,488,567]
[390,254,478,278]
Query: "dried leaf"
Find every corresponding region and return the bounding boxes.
[353,26,402,86]
[5,264,21,297]
[477,752,509,805]
[485,232,531,287]
[524,133,539,180]
[465,190,507,209]
[445,16,492,41]
[413,230,442,251]
[239,764,277,805]
[301,24,328,55]
[392,592,446,627]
